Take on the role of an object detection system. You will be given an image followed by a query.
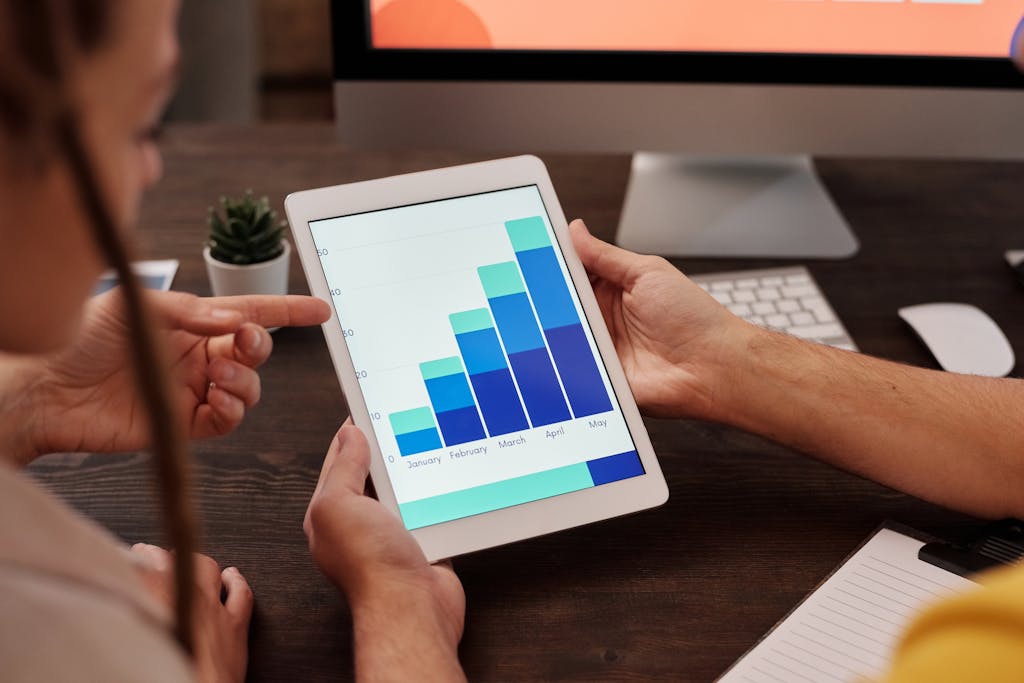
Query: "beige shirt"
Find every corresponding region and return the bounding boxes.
[0,464,195,682]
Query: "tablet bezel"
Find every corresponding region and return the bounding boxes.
[286,155,668,561]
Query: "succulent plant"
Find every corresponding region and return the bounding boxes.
[207,190,286,265]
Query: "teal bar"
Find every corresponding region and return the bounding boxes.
[399,461,595,530]
[449,308,493,335]
[389,407,437,436]
[506,216,552,252]
[420,356,464,381]
[477,262,526,298]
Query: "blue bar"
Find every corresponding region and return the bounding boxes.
[455,328,509,375]
[453,324,528,435]
[515,246,580,330]
[395,427,443,457]
[488,292,570,427]
[487,292,545,354]
[424,373,475,414]
[424,373,486,445]
[505,347,570,426]
[586,450,645,486]
[434,405,486,446]
[513,245,612,418]
[463,368,529,436]
[546,323,612,417]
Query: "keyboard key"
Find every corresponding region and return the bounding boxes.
[757,288,781,301]
[711,281,734,292]
[783,285,816,299]
[766,314,790,329]
[736,278,759,289]
[812,306,836,324]
[749,315,766,326]
[800,296,825,309]
[752,301,776,315]
[761,276,784,287]
[790,311,815,326]
[777,300,800,313]
[785,273,811,285]
[787,323,844,340]
[733,290,757,303]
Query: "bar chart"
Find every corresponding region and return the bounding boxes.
[386,215,616,457]
[310,185,645,528]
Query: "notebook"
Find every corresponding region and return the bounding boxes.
[716,524,975,683]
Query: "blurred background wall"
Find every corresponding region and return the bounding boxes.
[168,0,333,122]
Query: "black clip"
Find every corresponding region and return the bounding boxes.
[918,519,1024,579]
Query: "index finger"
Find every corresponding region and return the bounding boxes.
[203,295,331,329]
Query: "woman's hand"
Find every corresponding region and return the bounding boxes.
[304,423,466,682]
[569,219,752,419]
[10,289,329,465]
[130,544,253,683]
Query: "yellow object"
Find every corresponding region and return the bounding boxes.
[885,564,1024,683]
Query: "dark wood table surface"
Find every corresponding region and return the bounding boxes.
[27,124,1024,682]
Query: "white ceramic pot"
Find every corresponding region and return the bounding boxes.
[204,240,291,297]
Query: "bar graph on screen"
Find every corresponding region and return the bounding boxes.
[387,217,615,456]
[310,185,646,528]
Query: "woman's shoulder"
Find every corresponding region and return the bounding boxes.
[0,464,193,682]
[885,563,1024,683]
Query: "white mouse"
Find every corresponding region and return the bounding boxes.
[898,303,1015,377]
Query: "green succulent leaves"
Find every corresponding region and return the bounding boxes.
[207,190,286,265]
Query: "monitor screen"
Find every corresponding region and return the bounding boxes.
[369,0,1020,59]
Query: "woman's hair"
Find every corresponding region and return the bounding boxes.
[0,0,197,654]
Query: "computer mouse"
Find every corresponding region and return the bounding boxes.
[898,303,1015,377]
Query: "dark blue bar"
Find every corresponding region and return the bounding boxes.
[586,450,645,486]
[546,323,612,418]
[424,373,476,414]
[465,368,529,436]
[487,292,545,354]
[515,247,580,330]
[434,405,486,446]
[506,348,570,427]
[396,427,443,457]
[455,328,508,375]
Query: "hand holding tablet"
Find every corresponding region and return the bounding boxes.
[287,156,667,560]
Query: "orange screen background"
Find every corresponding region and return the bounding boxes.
[370,0,1022,58]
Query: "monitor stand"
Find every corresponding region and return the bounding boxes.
[616,153,859,258]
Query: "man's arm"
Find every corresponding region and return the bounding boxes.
[708,326,1024,519]
[569,220,1024,519]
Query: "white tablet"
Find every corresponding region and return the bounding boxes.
[286,156,668,561]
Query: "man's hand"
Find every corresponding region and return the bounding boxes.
[305,423,466,682]
[569,219,749,419]
[8,289,330,465]
[131,544,253,683]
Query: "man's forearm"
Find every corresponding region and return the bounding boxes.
[351,587,465,683]
[0,353,43,467]
[706,326,1024,518]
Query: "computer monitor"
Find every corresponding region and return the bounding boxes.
[331,1,1024,258]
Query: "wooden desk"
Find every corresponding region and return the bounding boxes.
[27,125,1024,682]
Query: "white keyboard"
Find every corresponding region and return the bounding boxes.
[691,266,858,351]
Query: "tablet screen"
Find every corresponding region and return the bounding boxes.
[309,186,645,529]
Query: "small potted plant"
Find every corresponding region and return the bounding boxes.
[203,190,291,297]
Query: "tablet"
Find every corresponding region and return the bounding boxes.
[286,156,668,561]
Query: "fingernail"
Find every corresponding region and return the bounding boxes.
[225,566,239,575]
[241,325,262,352]
[210,308,238,320]
[213,362,236,381]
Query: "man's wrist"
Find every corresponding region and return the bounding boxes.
[0,353,45,466]
[349,580,465,681]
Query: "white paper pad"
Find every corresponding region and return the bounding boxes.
[718,528,974,683]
